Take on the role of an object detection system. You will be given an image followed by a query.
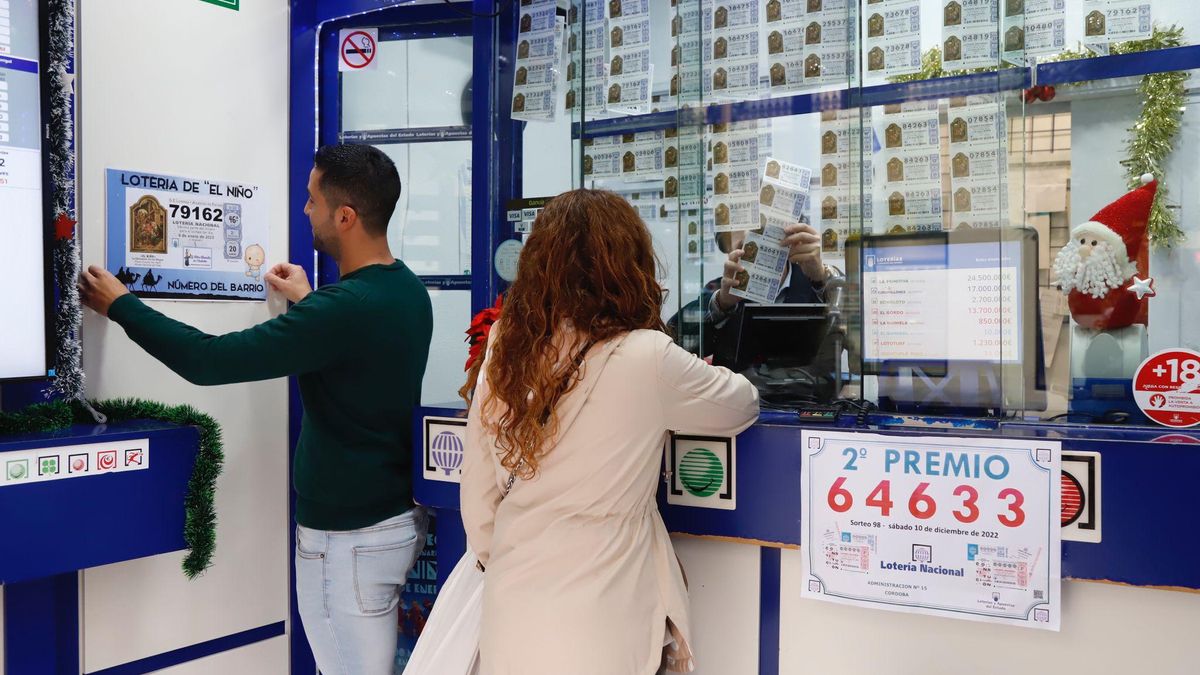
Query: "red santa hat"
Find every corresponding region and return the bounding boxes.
[1071,173,1157,262]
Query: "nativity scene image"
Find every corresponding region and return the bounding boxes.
[130,195,168,255]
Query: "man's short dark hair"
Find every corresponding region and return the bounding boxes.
[313,144,401,236]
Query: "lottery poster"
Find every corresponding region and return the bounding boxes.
[622,130,666,182]
[769,17,856,93]
[607,66,654,115]
[711,192,760,233]
[942,0,999,70]
[566,0,603,113]
[817,109,873,249]
[602,0,653,116]
[708,120,772,233]
[628,192,662,224]
[948,95,1008,230]
[874,104,943,232]
[675,128,707,199]
[106,169,271,301]
[514,2,563,121]
[608,0,650,18]
[1083,0,1152,46]
[709,0,761,99]
[609,13,653,85]
[801,430,1061,631]
[683,208,717,260]
[1001,0,1067,66]
[863,0,922,79]
[582,135,623,181]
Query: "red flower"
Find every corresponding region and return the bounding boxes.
[464,294,504,371]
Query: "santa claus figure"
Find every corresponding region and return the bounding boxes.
[1052,174,1158,331]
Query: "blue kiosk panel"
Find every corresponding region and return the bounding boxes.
[414,405,1200,592]
[0,420,201,584]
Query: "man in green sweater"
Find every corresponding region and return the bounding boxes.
[79,144,433,675]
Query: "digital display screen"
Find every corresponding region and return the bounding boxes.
[861,238,1023,366]
[0,0,50,380]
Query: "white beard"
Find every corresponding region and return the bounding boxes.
[1052,239,1136,298]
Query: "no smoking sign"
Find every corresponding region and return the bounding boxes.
[1133,348,1200,428]
[339,28,378,72]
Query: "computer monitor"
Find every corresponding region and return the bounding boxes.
[716,303,830,373]
[0,2,54,381]
[845,227,1046,414]
[714,302,840,407]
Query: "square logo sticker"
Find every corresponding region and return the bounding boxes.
[424,417,468,484]
[97,450,118,471]
[0,439,150,490]
[6,459,29,481]
[68,453,89,474]
[38,456,60,476]
[667,434,736,510]
[912,544,932,563]
[1062,451,1102,543]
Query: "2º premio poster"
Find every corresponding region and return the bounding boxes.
[106,168,270,301]
[801,430,1061,631]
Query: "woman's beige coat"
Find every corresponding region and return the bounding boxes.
[462,328,759,674]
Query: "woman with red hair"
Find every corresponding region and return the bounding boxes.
[460,189,759,674]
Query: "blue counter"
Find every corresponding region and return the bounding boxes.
[1,420,201,674]
[413,404,1200,591]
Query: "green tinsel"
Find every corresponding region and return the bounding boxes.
[1085,26,1187,248]
[898,26,1188,248]
[0,399,223,579]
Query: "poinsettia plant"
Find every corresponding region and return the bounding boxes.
[464,294,504,372]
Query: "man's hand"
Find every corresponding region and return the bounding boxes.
[78,265,130,317]
[715,249,746,312]
[264,263,313,303]
[782,223,826,283]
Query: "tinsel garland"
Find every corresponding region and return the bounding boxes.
[0,399,223,579]
[1044,25,1188,248]
[43,0,93,410]
[892,25,1188,248]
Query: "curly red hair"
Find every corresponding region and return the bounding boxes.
[474,189,667,478]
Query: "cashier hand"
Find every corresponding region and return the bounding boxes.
[78,266,130,317]
[782,223,825,283]
[264,263,313,303]
[714,249,747,312]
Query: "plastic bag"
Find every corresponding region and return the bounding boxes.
[401,550,483,675]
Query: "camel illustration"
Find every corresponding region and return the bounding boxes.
[141,269,161,293]
[115,267,142,289]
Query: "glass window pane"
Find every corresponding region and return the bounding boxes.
[339,30,474,408]
[341,35,473,131]
[374,141,472,276]
[552,0,1200,424]
[419,289,470,406]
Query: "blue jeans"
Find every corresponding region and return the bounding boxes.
[296,508,429,675]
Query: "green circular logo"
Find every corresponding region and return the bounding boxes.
[679,448,724,497]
